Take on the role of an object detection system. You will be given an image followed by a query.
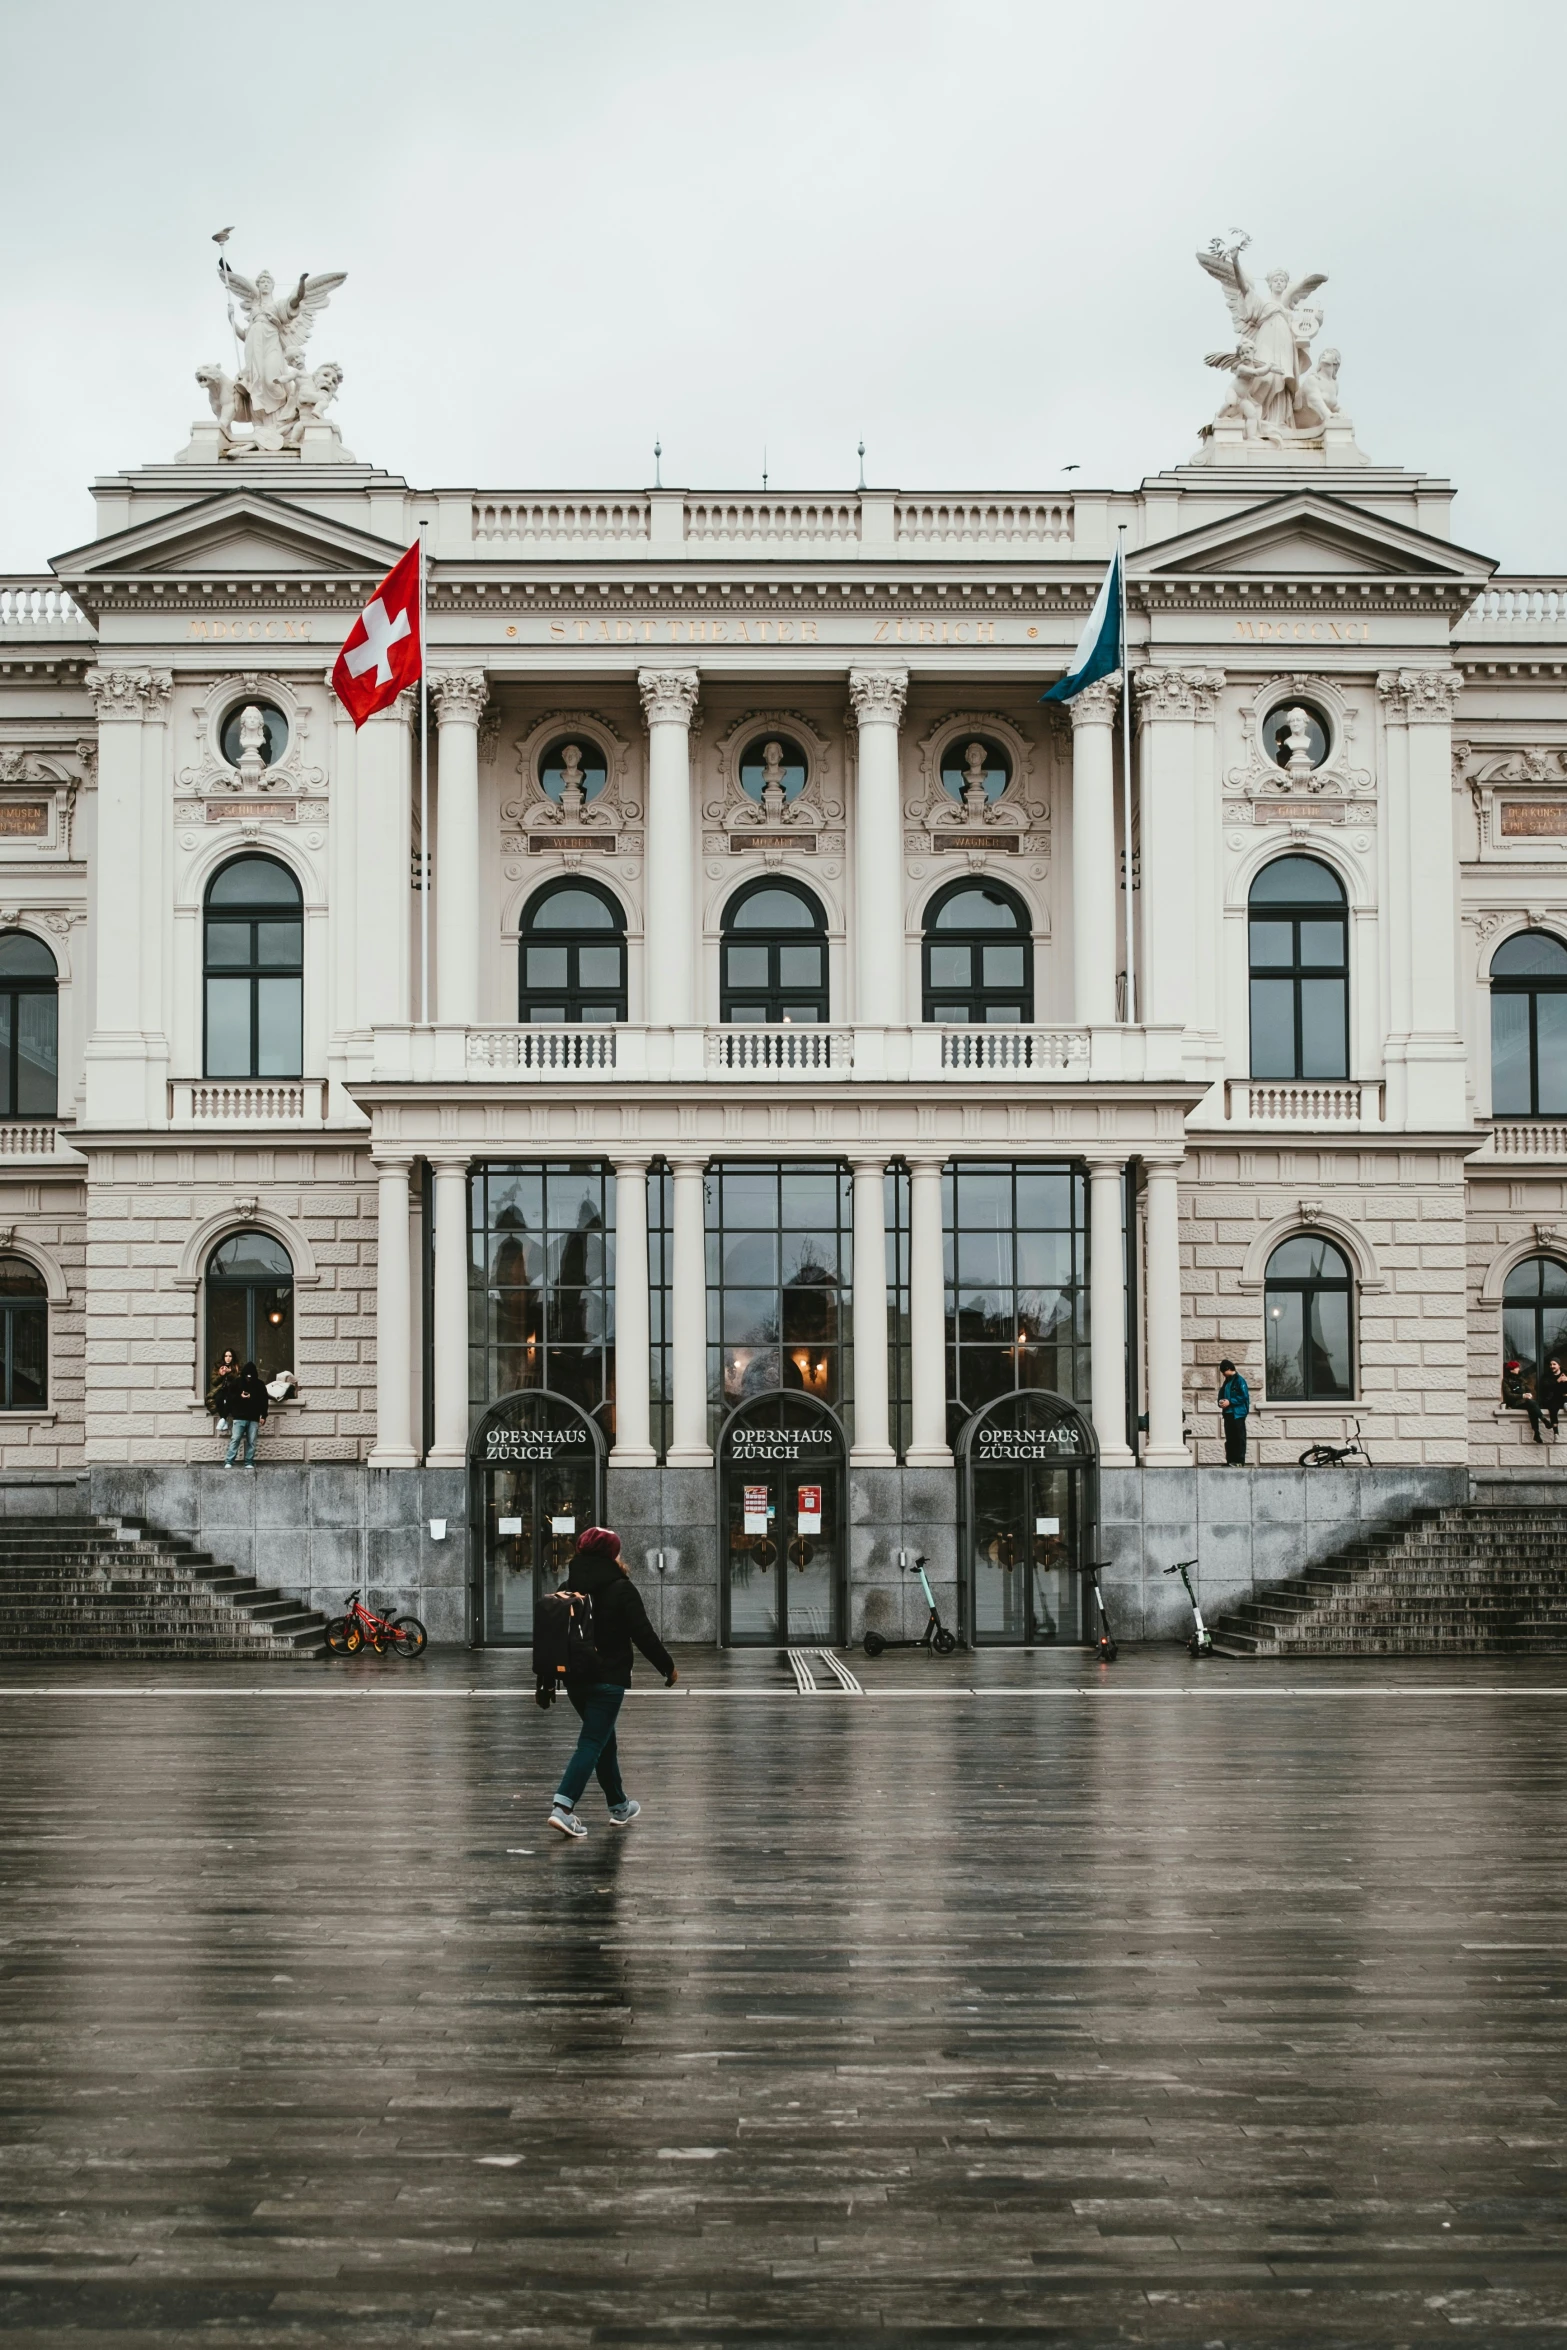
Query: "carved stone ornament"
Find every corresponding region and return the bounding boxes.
[86,668,172,719]
[706,710,839,848]
[1227,673,1372,802]
[637,669,701,727]
[428,670,490,726]
[847,667,909,725]
[1066,671,1123,729]
[906,711,1044,846]
[1192,231,1366,463]
[0,747,84,859]
[179,247,354,464]
[1377,669,1463,724]
[1461,743,1567,858]
[178,674,323,799]
[1134,667,1225,722]
[503,710,640,853]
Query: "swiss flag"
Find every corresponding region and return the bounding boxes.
[331,543,422,727]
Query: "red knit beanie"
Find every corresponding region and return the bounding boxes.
[574,1525,621,1561]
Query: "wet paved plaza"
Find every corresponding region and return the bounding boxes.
[4,1647,1567,2346]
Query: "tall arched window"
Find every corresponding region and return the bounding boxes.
[1248,855,1348,1080]
[720,881,828,1024]
[1490,931,1567,1117]
[0,934,57,1119]
[1503,1256,1567,1389]
[0,1256,47,1410]
[518,881,627,1023]
[923,880,1033,1024]
[1264,1233,1353,1400]
[204,856,302,1079]
[205,1231,294,1382]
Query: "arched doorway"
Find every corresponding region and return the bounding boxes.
[958,1389,1100,1647]
[717,1391,846,1646]
[469,1389,605,1645]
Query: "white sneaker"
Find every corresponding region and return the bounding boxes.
[548,1803,586,1839]
[608,1799,641,1826]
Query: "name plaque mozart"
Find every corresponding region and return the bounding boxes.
[1500,803,1567,838]
[0,804,49,837]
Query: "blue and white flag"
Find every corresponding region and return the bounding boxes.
[1039,547,1122,703]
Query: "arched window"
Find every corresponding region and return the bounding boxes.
[518,881,626,1024]
[922,880,1033,1024]
[0,1256,47,1410]
[1264,1233,1353,1400]
[1248,855,1348,1080]
[0,934,57,1119]
[204,856,302,1079]
[205,1231,294,1383]
[1490,931,1567,1117]
[720,881,827,1024]
[1503,1256,1567,1391]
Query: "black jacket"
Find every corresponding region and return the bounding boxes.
[217,1371,269,1422]
[1540,1365,1567,1417]
[564,1550,673,1688]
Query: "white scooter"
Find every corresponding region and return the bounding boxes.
[1164,1557,1214,1657]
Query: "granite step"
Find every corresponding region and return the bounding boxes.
[0,1514,325,1658]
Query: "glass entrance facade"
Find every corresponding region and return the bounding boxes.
[945,1163,1090,1442]
[471,1391,603,1644]
[960,1390,1098,1648]
[469,1163,617,1442]
[719,1394,846,1645]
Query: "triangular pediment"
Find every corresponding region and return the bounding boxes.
[50,489,405,593]
[1136,491,1494,585]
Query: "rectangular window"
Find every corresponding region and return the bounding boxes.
[944,1161,1090,1424]
[886,1164,911,1461]
[467,1162,616,1440]
[205,979,252,1078]
[1492,993,1531,1115]
[705,1161,852,1444]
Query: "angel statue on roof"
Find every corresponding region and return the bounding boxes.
[1196,232,1345,448]
[190,234,351,459]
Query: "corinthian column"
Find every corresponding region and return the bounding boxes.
[426,1153,471,1468]
[638,669,700,1027]
[1067,673,1121,1027]
[370,1152,418,1467]
[430,670,488,1028]
[83,668,170,1126]
[848,667,908,1027]
[1377,668,1466,1129]
[1134,667,1223,1040]
[1142,1155,1189,1467]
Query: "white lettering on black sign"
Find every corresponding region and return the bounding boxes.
[484,1423,591,1465]
[728,1427,836,1464]
[976,1427,1081,1462]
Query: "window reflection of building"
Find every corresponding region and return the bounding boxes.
[469,1163,616,1443]
[944,1162,1089,1441]
[704,1162,852,1440]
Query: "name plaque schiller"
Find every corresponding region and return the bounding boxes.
[727,1424,836,1464]
[1500,802,1567,838]
[0,804,48,838]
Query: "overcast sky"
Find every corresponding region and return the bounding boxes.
[1,0,1561,570]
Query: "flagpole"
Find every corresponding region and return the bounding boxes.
[1117,523,1135,1026]
[418,520,430,1026]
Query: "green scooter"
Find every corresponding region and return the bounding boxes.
[863,1554,958,1657]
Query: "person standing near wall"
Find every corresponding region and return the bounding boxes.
[1217,1358,1250,1466]
[219,1359,270,1467]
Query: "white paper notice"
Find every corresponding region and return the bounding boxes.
[743,1483,769,1535]
[797,1483,822,1536]
[550,1517,575,1536]
[1036,1516,1059,1535]
[498,1516,523,1536]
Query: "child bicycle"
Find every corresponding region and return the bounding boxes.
[324,1590,427,1658]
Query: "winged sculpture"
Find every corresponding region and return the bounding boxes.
[1196,233,1341,442]
[194,248,350,458]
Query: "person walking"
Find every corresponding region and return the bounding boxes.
[219,1358,270,1466]
[1217,1358,1250,1466]
[549,1525,677,1840]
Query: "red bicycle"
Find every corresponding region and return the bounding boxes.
[324,1590,427,1658]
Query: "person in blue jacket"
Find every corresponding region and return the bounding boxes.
[1217,1358,1250,1466]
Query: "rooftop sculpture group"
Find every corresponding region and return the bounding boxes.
[185,231,351,461]
[1195,232,1362,460]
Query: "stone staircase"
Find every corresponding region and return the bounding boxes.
[1212,1498,1567,1656]
[0,1514,327,1659]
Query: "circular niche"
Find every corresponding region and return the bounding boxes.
[738,735,808,806]
[220,700,288,772]
[1265,700,1330,774]
[538,736,609,804]
[939,734,1012,805]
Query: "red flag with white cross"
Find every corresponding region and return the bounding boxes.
[331,543,422,727]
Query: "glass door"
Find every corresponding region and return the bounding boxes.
[970,1461,1080,1646]
[723,1463,842,1645]
[481,1453,600,1643]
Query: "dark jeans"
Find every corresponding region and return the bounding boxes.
[1223,1414,1247,1466]
[556,1681,627,1809]
[224,1418,261,1466]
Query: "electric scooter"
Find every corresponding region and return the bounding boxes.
[863,1554,959,1657]
[1085,1559,1119,1663]
[1165,1556,1215,1657]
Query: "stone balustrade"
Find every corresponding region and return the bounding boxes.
[0,579,92,637]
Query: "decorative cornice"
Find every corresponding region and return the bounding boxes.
[637,668,701,726]
[428,669,489,724]
[847,667,908,724]
[1377,668,1463,723]
[1134,666,1224,721]
[1066,672,1122,729]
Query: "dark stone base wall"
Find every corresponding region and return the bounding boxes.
[0,1460,1476,1648]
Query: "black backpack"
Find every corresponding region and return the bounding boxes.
[532,1588,601,1702]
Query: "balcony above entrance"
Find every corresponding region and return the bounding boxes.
[366,1022,1190,1088]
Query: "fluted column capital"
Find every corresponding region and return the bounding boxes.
[847,666,908,725]
[1377,667,1463,724]
[428,668,489,724]
[1066,671,1123,728]
[1134,666,1224,722]
[638,667,701,726]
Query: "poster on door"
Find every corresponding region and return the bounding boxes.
[743,1485,769,1535]
[796,1484,822,1535]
